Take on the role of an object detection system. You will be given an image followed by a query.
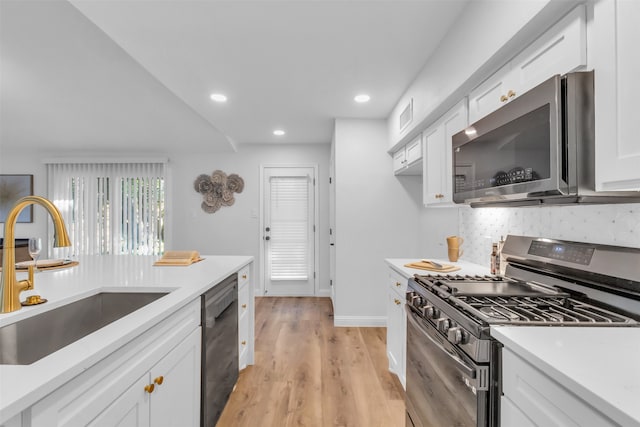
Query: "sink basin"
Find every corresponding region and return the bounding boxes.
[0,292,168,365]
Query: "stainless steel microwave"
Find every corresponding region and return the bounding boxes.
[452,71,639,207]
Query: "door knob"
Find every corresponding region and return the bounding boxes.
[265,236,270,240]
[265,227,270,232]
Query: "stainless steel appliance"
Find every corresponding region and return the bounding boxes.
[405,235,640,427]
[201,274,238,427]
[451,71,640,207]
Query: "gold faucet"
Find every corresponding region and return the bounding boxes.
[1,196,71,313]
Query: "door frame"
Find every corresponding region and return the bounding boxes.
[259,164,319,296]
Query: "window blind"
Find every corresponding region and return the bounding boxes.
[46,162,166,257]
[269,175,309,280]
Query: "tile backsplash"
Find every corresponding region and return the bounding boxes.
[459,203,640,267]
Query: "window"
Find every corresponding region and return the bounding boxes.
[46,161,167,257]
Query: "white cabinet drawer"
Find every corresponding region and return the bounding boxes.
[389,268,408,298]
[238,265,250,287]
[502,348,615,427]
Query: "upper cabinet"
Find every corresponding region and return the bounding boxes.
[393,134,422,176]
[592,0,640,191]
[423,100,468,206]
[469,5,587,124]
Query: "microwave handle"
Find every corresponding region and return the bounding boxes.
[405,305,476,379]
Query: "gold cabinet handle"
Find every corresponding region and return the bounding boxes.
[154,376,164,385]
[395,282,401,287]
[507,89,516,98]
[144,384,155,394]
[242,303,247,309]
[394,299,401,305]
[241,340,247,346]
[500,94,508,103]
[242,274,247,279]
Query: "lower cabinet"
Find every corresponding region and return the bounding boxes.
[237,263,254,370]
[386,267,407,389]
[90,328,201,427]
[29,300,201,427]
[501,347,616,426]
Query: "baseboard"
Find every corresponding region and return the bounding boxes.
[333,315,387,327]
[317,288,331,297]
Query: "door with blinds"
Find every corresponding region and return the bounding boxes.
[263,167,316,296]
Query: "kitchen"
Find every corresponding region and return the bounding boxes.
[1,0,639,426]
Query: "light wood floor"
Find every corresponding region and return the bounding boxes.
[216,297,406,427]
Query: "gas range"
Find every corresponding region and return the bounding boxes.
[411,273,638,327]
[404,236,640,427]
[405,236,640,362]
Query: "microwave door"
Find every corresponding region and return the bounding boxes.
[452,74,564,204]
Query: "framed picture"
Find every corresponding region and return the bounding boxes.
[0,174,34,223]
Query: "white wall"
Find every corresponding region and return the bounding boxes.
[1,144,331,297]
[170,144,331,296]
[333,119,422,325]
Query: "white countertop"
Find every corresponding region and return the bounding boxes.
[0,254,253,423]
[492,326,640,426]
[385,258,491,279]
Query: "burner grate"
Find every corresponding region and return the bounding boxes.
[453,295,638,325]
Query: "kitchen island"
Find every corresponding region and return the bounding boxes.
[0,254,253,426]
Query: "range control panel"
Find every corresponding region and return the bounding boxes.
[528,240,595,265]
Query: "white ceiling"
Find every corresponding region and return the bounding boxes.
[0,0,469,154]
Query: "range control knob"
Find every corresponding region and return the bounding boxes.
[411,294,423,308]
[422,304,435,318]
[437,318,451,333]
[405,291,415,303]
[447,327,465,345]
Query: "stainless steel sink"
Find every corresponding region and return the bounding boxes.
[0,292,169,365]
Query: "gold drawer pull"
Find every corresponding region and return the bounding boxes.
[154,376,164,385]
[394,299,401,305]
[242,274,247,279]
[395,282,401,287]
[242,304,247,309]
[500,94,508,103]
[241,340,247,346]
[144,384,155,394]
[507,89,516,98]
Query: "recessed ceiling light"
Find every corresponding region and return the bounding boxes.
[273,129,286,136]
[210,93,227,102]
[354,94,371,103]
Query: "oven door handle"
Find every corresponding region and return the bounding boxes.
[405,306,476,379]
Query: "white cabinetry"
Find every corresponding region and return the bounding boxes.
[468,5,587,123]
[393,134,422,175]
[386,267,407,389]
[501,347,616,426]
[238,264,253,370]
[592,0,640,191]
[30,301,201,427]
[423,100,468,206]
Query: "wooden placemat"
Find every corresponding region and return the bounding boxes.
[404,261,461,272]
[15,261,79,272]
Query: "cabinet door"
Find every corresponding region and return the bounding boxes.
[468,62,512,124]
[386,269,407,389]
[593,0,640,191]
[511,5,586,98]
[88,376,150,427]
[149,327,201,427]
[392,148,407,174]
[424,100,468,206]
[423,124,446,204]
[405,135,422,166]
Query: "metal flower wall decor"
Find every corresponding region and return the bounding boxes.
[194,170,245,213]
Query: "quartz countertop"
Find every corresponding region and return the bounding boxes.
[385,258,491,279]
[492,326,640,426]
[0,254,253,423]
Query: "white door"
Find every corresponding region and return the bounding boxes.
[263,166,316,296]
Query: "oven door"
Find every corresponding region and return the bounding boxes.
[405,306,491,427]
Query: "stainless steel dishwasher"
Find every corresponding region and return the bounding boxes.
[201,273,238,427]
